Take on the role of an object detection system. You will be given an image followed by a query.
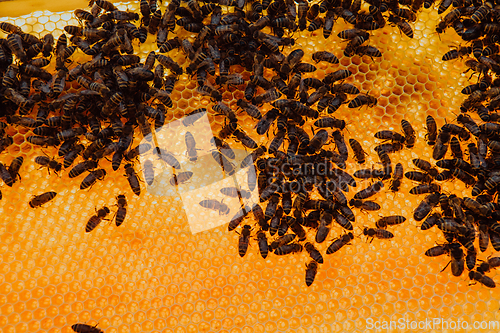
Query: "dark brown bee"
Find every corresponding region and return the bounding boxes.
[401,119,416,148]
[409,183,441,195]
[220,187,251,200]
[313,117,346,130]
[452,168,476,186]
[228,206,252,231]
[349,199,381,211]
[8,156,23,183]
[34,156,62,174]
[312,51,339,64]
[425,242,459,257]
[124,164,141,196]
[182,108,206,127]
[388,15,413,38]
[421,212,441,230]
[305,261,318,287]
[211,150,235,176]
[80,169,106,190]
[197,85,222,102]
[236,99,262,120]
[256,230,269,259]
[375,216,406,229]
[363,227,394,242]
[0,162,14,187]
[354,181,384,200]
[304,242,323,264]
[86,206,110,233]
[308,129,329,154]
[199,199,230,215]
[71,323,103,333]
[29,191,57,208]
[169,171,194,186]
[349,138,366,164]
[274,243,303,255]
[405,171,433,183]
[69,161,98,179]
[142,160,155,186]
[323,69,352,85]
[412,158,438,178]
[316,211,332,243]
[233,129,258,149]
[413,192,440,221]
[348,94,377,108]
[238,225,252,257]
[374,130,405,143]
[469,270,496,288]
[184,131,198,163]
[449,137,463,159]
[155,147,181,169]
[115,195,127,227]
[477,257,500,273]
[326,233,353,256]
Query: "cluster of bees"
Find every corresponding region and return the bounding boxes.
[0,0,499,289]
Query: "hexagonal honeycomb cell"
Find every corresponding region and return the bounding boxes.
[1,1,500,333]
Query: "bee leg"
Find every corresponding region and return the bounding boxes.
[440,260,452,273]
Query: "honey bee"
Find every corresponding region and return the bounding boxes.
[0,22,23,34]
[274,243,302,255]
[312,51,339,64]
[304,242,323,264]
[71,323,103,333]
[469,270,496,288]
[182,131,198,163]
[142,160,155,186]
[8,156,23,183]
[220,187,250,200]
[349,138,367,164]
[155,147,181,169]
[237,225,252,257]
[29,191,57,208]
[363,227,394,242]
[252,87,281,105]
[375,216,406,229]
[354,181,384,200]
[326,232,354,255]
[199,199,230,215]
[86,206,110,233]
[80,169,106,190]
[349,199,381,211]
[124,164,141,196]
[256,230,268,259]
[169,171,194,186]
[236,99,262,120]
[69,161,98,178]
[412,158,438,178]
[388,15,413,38]
[316,211,332,243]
[401,119,416,148]
[414,192,440,221]
[34,155,62,175]
[323,69,352,85]
[305,261,318,287]
[233,129,258,149]
[211,150,235,176]
[409,183,441,195]
[114,195,127,227]
[348,94,377,108]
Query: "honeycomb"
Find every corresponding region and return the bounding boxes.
[1,1,500,333]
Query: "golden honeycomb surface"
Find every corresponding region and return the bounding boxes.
[1,1,500,333]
